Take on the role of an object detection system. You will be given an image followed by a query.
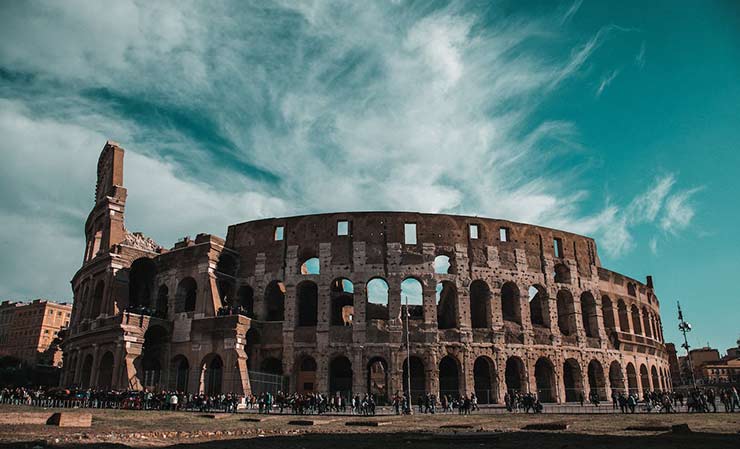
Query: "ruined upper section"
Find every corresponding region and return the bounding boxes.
[95,140,125,204]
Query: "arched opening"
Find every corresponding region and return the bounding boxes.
[563,358,583,402]
[627,282,636,296]
[626,363,638,395]
[129,258,156,310]
[433,255,451,274]
[439,356,460,398]
[260,357,283,375]
[367,357,388,403]
[609,361,624,395]
[501,282,522,325]
[617,300,630,333]
[329,356,353,395]
[300,257,320,275]
[601,296,615,330]
[90,280,105,319]
[330,278,354,326]
[98,351,114,389]
[141,325,168,389]
[402,356,426,398]
[631,305,643,335]
[81,354,93,388]
[401,278,424,320]
[534,357,557,402]
[651,366,660,392]
[580,292,599,338]
[236,285,254,317]
[473,356,497,404]
[505,356,526,394]
[175,277,197,313]
[470,280,491,328]
[528,285,549,327]
[202,354,223,395]
[587,359,606,400]
[366,278,389,321]
[435,281,458,329]
[264,280,285,321]
[155,285,168,317]
[245,328,260,370]
[554,263,571,283]
[296,281,318,327]
[642,307,653,338]
[639,364,650,394]
[171,355,190,392]
[215,253,237,305]
[557,290,577,337]
[296,356,317,394]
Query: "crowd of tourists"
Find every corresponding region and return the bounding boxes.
[2,385,739,414]
[608,388,740,413]
[412,393,481,414]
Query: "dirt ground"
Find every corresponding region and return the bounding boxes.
[0,405,738,449]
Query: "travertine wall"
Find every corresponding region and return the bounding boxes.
[61,143,670,403]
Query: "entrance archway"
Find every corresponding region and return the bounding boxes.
[296,356,317,394]
[563,358,583,402]
[639,364,650,394]
[439,356,460,398]
[140,326,168,389]
[651,366,660,392]
[202,354,223,395]
[402,356,426,398]
[171,355,190,392]
[504,356,526,394]
[473,356,497,404]
[609,361,624,395]
[626,363,638,395]
[587,359,606,400]
[367,357,388,403]
[534,357,557,402]
[97,352,114,389]
[81,354,93,388]
[329,356,353,395]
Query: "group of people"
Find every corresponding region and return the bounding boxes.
[413,393,480,414]
[608,387,740,413]
[3,385,740,415]
[503,392,544,413]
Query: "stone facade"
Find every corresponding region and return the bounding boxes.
[61,142,671,403]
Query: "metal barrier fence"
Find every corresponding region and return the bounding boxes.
[0,395,720,415]
[248,370,288,396]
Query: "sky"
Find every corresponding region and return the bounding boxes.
[0,0,738,353]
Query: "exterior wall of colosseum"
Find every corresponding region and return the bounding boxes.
[61,142,671,403]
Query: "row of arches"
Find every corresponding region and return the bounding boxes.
[602,295,664,342]
[286,353,670,403]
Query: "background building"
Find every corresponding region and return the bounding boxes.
[0,299,71,366]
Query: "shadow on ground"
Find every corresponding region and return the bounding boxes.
[3,431,740,449]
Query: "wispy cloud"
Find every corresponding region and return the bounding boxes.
[0,1,699,300]
[596,69,620,97]
[560,0,583,25]
[636,41,646,68]
[661,187,702,234]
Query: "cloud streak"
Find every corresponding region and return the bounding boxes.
[0,1,699,300]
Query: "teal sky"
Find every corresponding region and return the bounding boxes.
[0,1,738,353]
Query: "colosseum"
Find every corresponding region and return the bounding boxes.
[61,141,672,404]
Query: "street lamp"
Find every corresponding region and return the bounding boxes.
[677,301,697,389]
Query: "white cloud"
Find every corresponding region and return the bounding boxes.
[660,188,701,234]
[596,69,620,97]
[636,41,646,68]
[649,237,658,255]
[0,1,701,300]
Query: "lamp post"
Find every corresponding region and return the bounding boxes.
[404,294,413,415]
[677,301,697,389]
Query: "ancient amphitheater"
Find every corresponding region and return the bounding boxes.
[61,142,671,404]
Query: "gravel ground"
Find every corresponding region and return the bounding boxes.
[0,405,738,449]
